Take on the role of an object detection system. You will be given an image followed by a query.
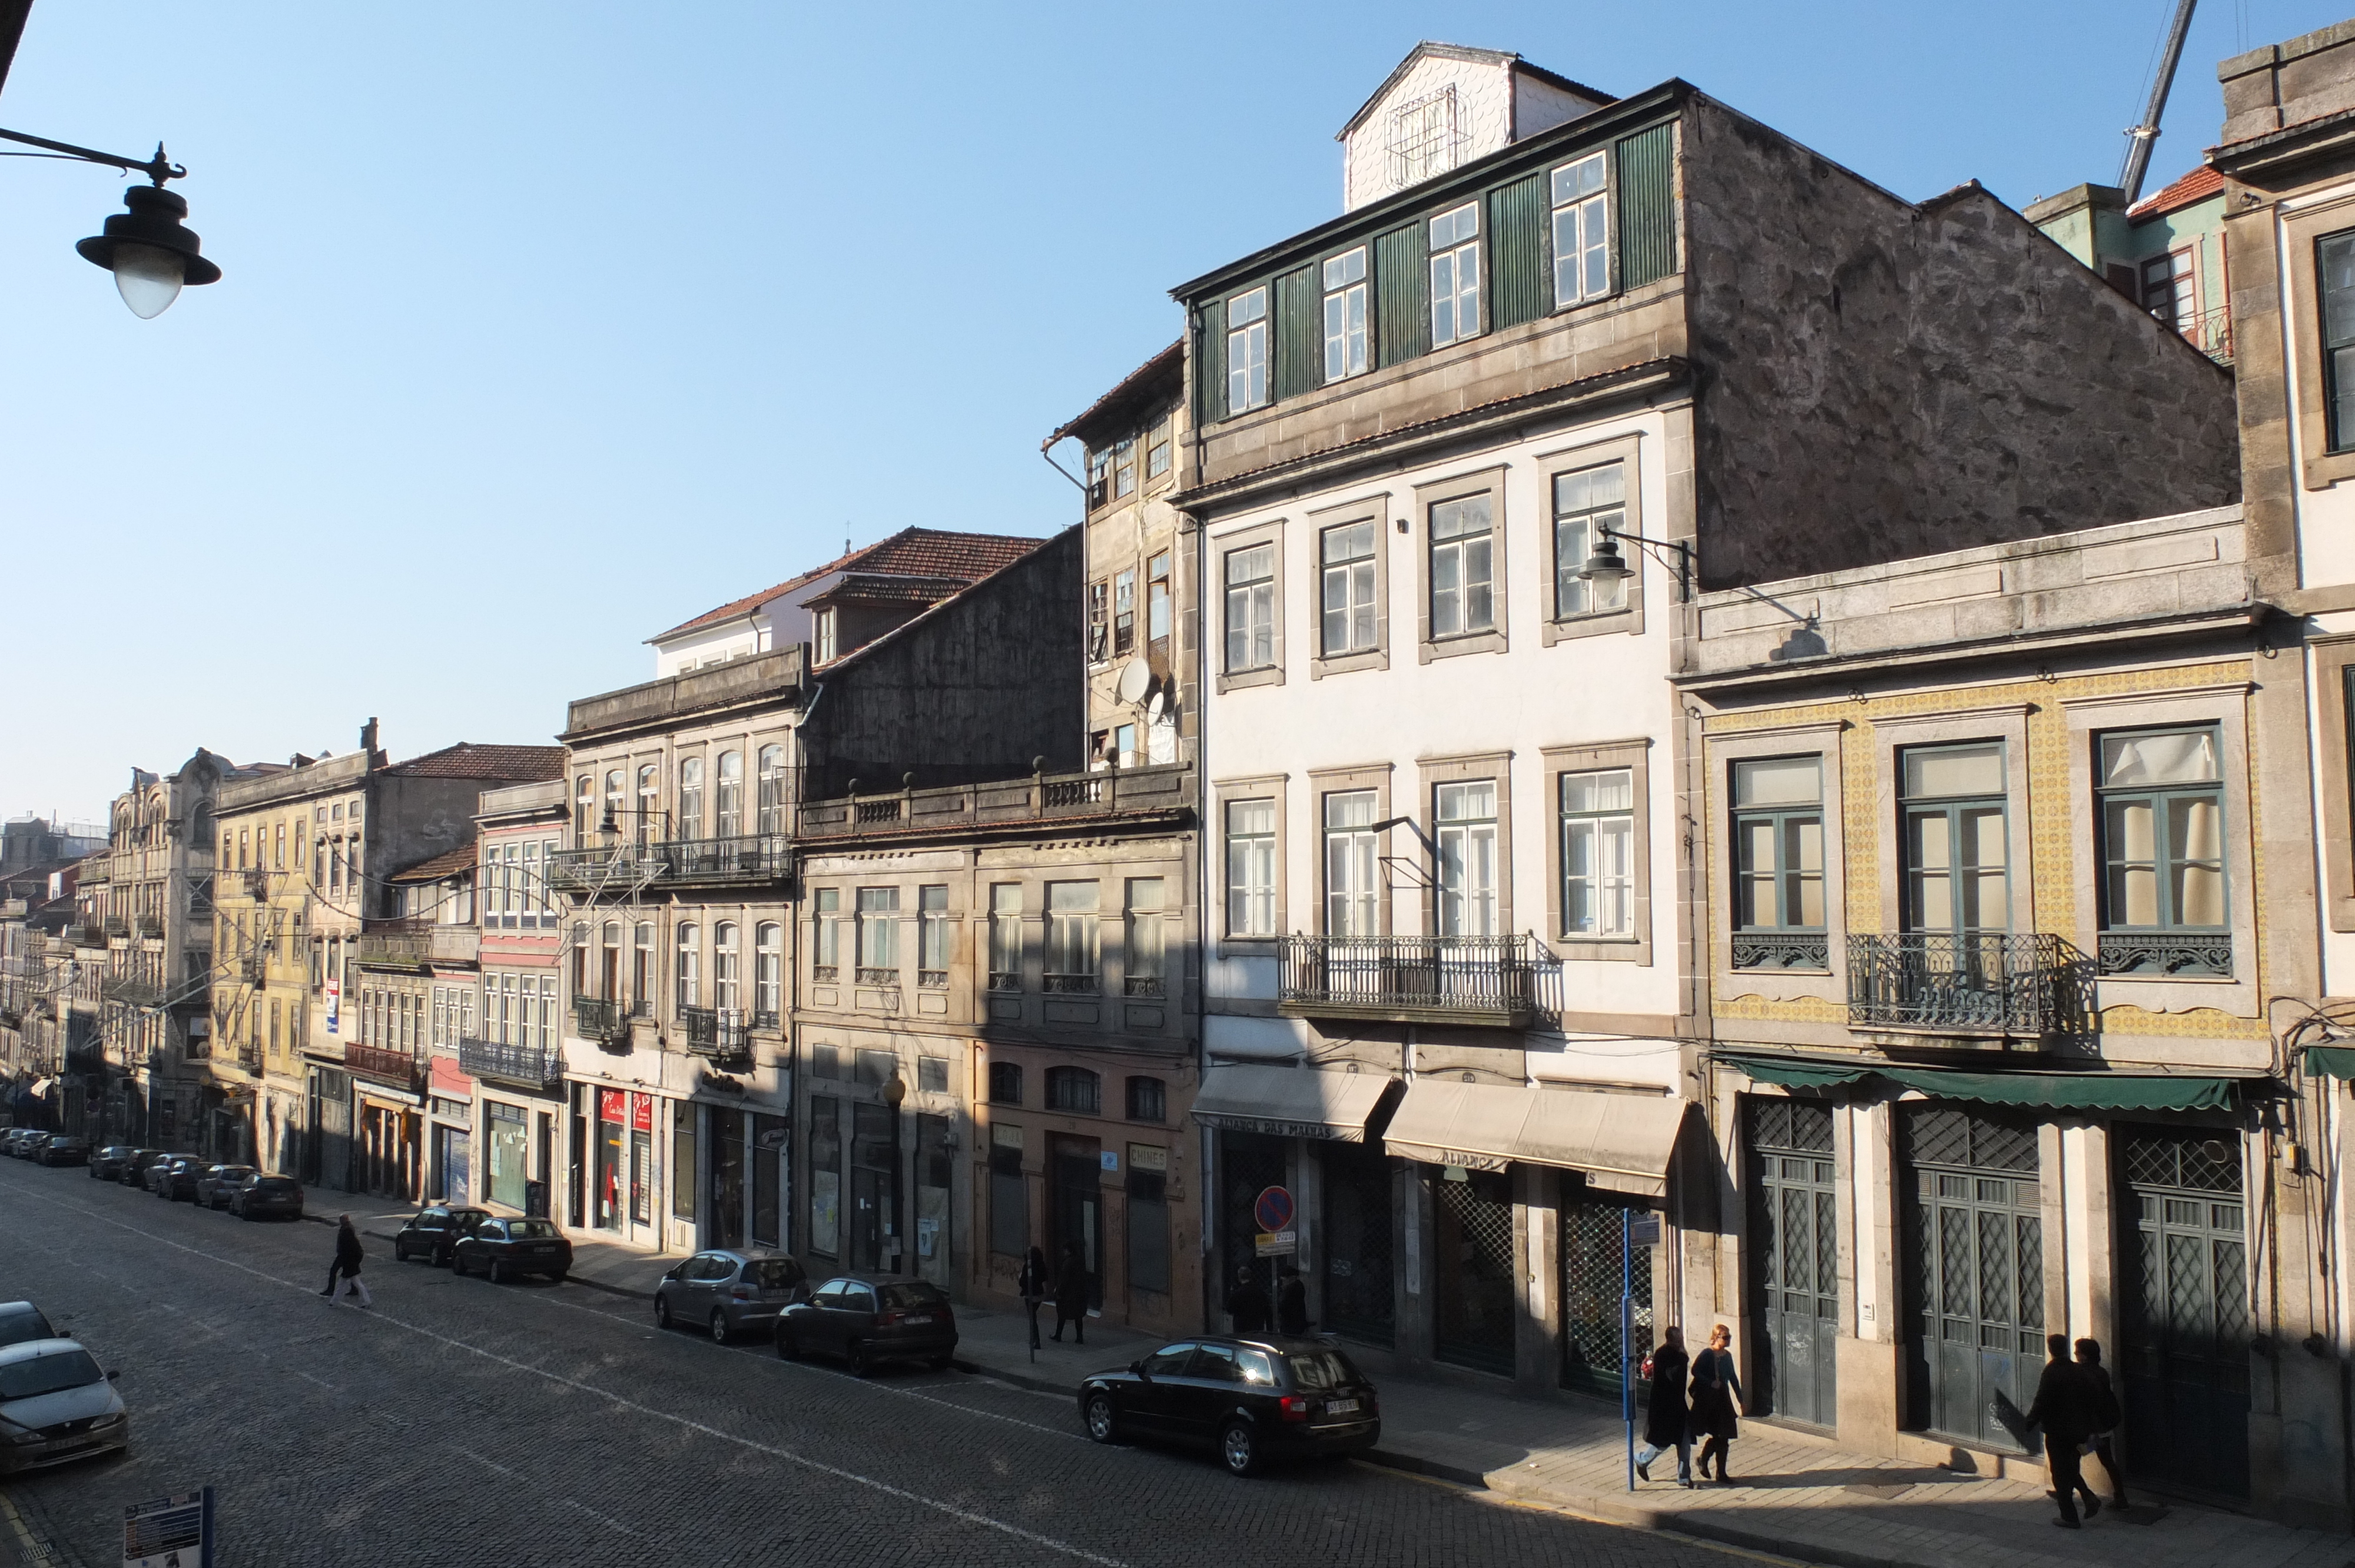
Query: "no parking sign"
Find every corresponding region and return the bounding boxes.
[1253,1185,1296,1255]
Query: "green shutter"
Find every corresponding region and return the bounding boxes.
[1195,295,1228,426]
[1273,265,1319,403]
[1614,122,1677,290]
[1487,172,1550,331]
[1374,221,1428,368]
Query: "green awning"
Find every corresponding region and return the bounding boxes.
[1875,1067,2235,1112]
[1720,1055,1873,1088]
[2304,1047,2355,1080]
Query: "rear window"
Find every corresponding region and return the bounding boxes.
[253,1178,300,1194]
[508,1220,560,1240]
[879,1283,947,1310]
[1283,1350,1364,1391]
[747,1258,803,1289]
[0,1350,102,1401]
[0,1311,55,1350]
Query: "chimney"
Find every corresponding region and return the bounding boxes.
[360,717,379,757]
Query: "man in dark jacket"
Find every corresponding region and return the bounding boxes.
[326,1215,372,1308]
[2075,1338,2130,1509]
[1227,1264,1270,1334]
[1051,1243,1090,1344]
[1634,1327,1693,1486]
[2025,1333,2096,1526]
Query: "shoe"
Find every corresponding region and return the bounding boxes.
[1679,1479,1695,1489]
[2082,1496,2101,1519]
[1636,1460,1651,1482]
[2052,1518,2080,1530]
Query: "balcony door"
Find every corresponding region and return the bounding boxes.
[1898,744,2009,1026]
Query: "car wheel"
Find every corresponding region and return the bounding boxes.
[775,1327,802,1361]
[847,1340,874,1378]
[488,1258,506,1285]
[1221,1421,1260,1477]
[928,1354,953,1373]
[655,1295,674,1331]
[1084,1392,1121,1444]
[433,1246,451,1268]
[546,1270,566,1285]
[709,1311,731,1346]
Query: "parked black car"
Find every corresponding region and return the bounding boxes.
[226,1174,304,1221]
[140,1154,197,1193]
[0,1303,58,1351]
[150,1155,205,1201]
[773,1274,956,1375]
[37,1137,89,1168]
[1077,1337,1381,1476]
[392,1205,491,1266]
[120,1150,168,1188]
[87,1146,141,1181]
[194,1165,256,1208]
[655,1251,808,1343]
[450,1217,572,1283]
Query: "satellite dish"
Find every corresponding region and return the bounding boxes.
[1146,690,1166,718]
[1116,658,1152,705]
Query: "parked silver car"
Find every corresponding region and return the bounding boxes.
[654,1251,809,1343]
[0,1339,127,1474]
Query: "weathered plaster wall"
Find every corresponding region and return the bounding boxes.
[1681,95,2241,590]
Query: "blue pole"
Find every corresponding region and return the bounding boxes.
[1621,1206,1635,1491]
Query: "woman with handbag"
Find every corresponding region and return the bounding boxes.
[1633,1326,1693,1486]
[1690,1323,1746,1483]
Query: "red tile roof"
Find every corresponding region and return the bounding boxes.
[802,573,974,610]
[388,842,480,883]
[384,743,567,782]
[2130,164,2224,219]
[650,527,1046,643]
[1047,340,1183,449]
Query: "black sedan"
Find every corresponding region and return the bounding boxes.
[141,1154,198,1194]
[87,1145,143,1181]
[450,1218,572,1283]
[36,1137,88,1168]
[392,1205,491,1266]
[226,1174,304,1221]
[119,1150,168,1188]
[774,1275,956,1376]
[1078,1336,1381,1476]
[150,1155,207,1201]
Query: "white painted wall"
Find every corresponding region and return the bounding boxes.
[651,568,849,677]
[1343,55,1514,212]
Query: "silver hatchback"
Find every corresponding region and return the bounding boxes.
[655,1251,809,1344]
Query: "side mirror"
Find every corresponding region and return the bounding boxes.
[1129,1360,1147,1378]
[664,1265,682,1281]
[105,1370,119,1381]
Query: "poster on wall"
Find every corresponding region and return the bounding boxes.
[324,978,340,1036]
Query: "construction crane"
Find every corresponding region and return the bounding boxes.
[2119,0,2199,205]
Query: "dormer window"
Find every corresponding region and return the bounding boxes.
[1552,154,1610,305]
[1429,202,1481,347]
[815,609,838,663]
[1387,85,1461,190]
[1227,287,1269,413]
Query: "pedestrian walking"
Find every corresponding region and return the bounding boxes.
[1634,1326,1693,1486]
[1051,1241,1090,1344]
[1018,1246,1050,1353]
[2026,1332,2098,1527]
[1226,1263,1270,1334]
[1276,1268,1309,1336]
[2075,1337,2130,1510]
[326,1215,372,1308]
[1690,1323,1745,1483]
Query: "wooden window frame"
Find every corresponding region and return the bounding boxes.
[1214,773,1289,950]
[1543,739,1652,964]
[1538,433,1646,645]
[1308,490,1392,679]
[1414,467,1508,663]
[1213,516,1286,692]
[1308,763,1395,938]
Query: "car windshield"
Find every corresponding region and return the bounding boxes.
[507,1221,560,1240]
[98,1147,131,1158]
[747,1258,802,1289]
[216,1167,253,1180]
[879,1283,948,1310]
[0,1313,55,1350]
[0,1350,103,1401]
[1283,1350,1364,1391]
[252,1178,299,1193]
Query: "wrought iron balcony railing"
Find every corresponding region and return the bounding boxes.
[242,867,271,901]
[101,976,161,1008]
[681,1005,751,1064]
[2095,931,2231,979]
[136,915,163,938]
[103,917,130,939]
[1731,931,1830,971]
[1846,932,2087,1037]
[795,763,1194,841]
[344,1041,422,1088]
[571,995,626,1045]
[548,835,794,899]
[457,1036,563,1088]
[73,925,110,949]
[1277,934,1563,1028]
[855,966,900,988]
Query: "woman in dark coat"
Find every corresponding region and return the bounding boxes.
[1051,1242,1091,1344]
[1017,1246,1050,1351]
[1634,1326,1692,1486]
[1690,1323,1745,1482]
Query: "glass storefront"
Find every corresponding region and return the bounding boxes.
[595,1090,625,1231]
[487,1101,528,1211]
[1432,1165,1515,1375]
[808,1097,841,1264]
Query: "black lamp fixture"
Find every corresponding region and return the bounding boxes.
[1578,524,1693,603]
[0,127,221,318]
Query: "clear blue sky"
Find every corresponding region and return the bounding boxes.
[1,1,2338,823]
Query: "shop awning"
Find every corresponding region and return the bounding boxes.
[28,1078,51,1095]
[1720,1055,1873,1088]
[1716,1053,2236,1111]
[1190,1064,1400,1141]
[2305,1046,2355,1079]
[1383,1078,1686,1198]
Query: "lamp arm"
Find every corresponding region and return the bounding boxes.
[1596,523,1693,603]
[0,127,181,184]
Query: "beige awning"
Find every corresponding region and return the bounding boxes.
[1383,1078,1686,1198]
[1190,1064,1400,1142]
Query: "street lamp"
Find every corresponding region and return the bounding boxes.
[0,127,220,317]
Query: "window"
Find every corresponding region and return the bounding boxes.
[757,745,788,836]
[918,1056,948,1094]
[812,888,840,981]
[1560,770,1634,938]
[1900,744,2008,938]
[1146,421,1171,480]
[989,1062,1023,1105]
[1225,798,1276,936]
[1732,756,1826,968]
[1553,462,1628,617]
[1551,153,1610,306]
[675,922,700,1008]
[314,833,327,889]
[1435,781,1498,936]
[1387,84,1460,187]
[1086,581,1109,663]
[1428,201,1481,347]
[1322,246,1368,380]
[2142,247,2195,333]
[573,776,594,841]
[677,758,704,841]
[1324,790,1381,936]
[1320,521,1378,656]
[633,922,655,1014]
[274,821,286,870]
[1126,1076,1166,1123]
[1113,436,1137,500]
[602,770,623,835]
[810,1042,840,1078]
[754,922,781,1022]
[2097,727,2228,975]
[1146,551,1171,655]
[2323,231,2355,453]
[1045,882,1100,992]
[1224,544,1275,672]
[1226,286,1269,413]
[918,885,948,988]
[715,751,742,838]
[1113,568,1136,656]
[600,922,622,1001]
[855,888,900,982]
[814,609,837,663]
[520,841,540,928]
[1086,447,1112,507]
[988,884,1022,991]
[1045,1066,1100,1115]
[1428,494,1494,637]
[989,1122,1026,1257]
[1124,878,1165,996]
[713,922,740,1013]
[635,766,658,843]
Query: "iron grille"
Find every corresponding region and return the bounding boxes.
[682,1005,749,1062]
[1749,1098,1834,1155]
[570,995,623,1043]
[2119,1124,2251,1499]
[1732,932,1830,971]
[1435,1170,1518,1376]
[2097,932,2232,978]
[1561,1197,1650,1396]
[1847,932,2083,1034]
[1903,1102,2044,1453]
[2122,1127,2242,1194]
[1278,934,1562,1026]
[456,1037,561,1088]
[1321,1142,1395,1346]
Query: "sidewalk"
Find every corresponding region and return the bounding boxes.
[943,1307,2343,1568]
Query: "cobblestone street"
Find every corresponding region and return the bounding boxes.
[0,1158,1736,1567]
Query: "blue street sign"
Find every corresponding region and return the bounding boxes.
[123,1486,212,1568]
[1252,1185,1295,1233]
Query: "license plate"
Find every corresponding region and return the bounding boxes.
[902,1313,935,1325]
[1326,1397,1360,1414]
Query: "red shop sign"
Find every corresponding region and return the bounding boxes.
[599,1089,627,1124]
[631,1093,654,1132]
